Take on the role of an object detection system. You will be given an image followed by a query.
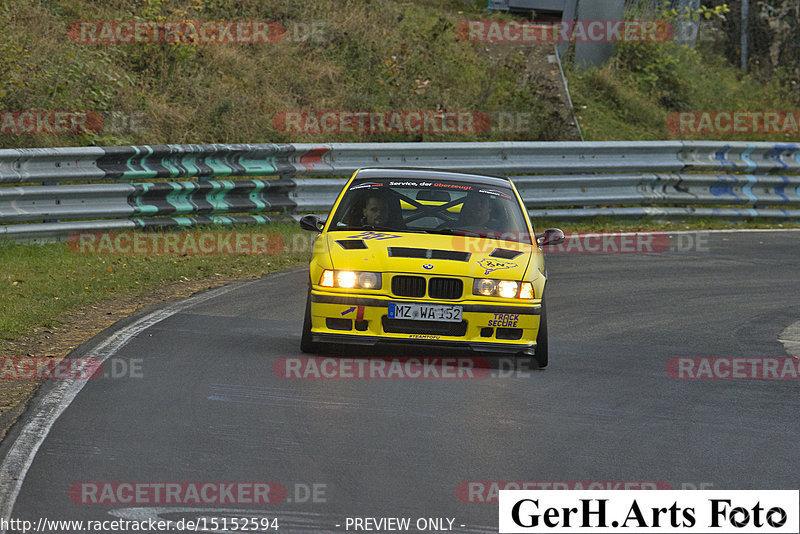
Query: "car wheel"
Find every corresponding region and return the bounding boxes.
[300,290,320,354]
[534,298,549,369]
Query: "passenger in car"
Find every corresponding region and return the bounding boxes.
[457,192,494,229]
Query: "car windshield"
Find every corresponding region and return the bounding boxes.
[328,177,532,243]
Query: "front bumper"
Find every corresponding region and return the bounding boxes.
[309,291,541,353]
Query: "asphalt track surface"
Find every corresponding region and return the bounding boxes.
[1,231,799,533]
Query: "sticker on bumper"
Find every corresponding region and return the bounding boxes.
[488,313,520,327]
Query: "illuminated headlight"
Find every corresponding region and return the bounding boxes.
[497,280,519,298]
[472,279,534,299]
[337,271,358,288]
[320,270,382,290]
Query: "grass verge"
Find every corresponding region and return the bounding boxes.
[0,223,313,342]
[567,33,799,141]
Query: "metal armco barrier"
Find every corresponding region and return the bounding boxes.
[2,141,800,240]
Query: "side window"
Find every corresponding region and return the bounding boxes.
[332,192,362,227]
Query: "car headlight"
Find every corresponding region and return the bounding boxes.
[474,278,496,296]
[473,279,535,299]
[497,280,519,298]
[337,271,358,288]
[357,272,380,289]
[320,270,382,290]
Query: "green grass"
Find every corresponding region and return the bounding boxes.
[2,1,795,145]
[0,223,312,342]
[567,39,798,141]
[0,0,574,147]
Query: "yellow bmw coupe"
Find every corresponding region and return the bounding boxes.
[298,168,563,368]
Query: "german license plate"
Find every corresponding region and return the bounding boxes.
[388,302,462,322]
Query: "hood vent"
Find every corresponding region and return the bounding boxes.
[388,247,471,262]
[490,248,523,260]
[336,240,368,250]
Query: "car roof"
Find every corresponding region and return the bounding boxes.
[353,167,512,187]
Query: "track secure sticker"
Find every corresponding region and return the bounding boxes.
[478,258,517,275]
[488,313,519,327]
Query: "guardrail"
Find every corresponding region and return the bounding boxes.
[2,141,800,240]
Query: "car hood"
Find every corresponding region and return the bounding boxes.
[324,231,534,279]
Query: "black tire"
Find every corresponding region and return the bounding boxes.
[300,291,320,354]
[534,298,549,369]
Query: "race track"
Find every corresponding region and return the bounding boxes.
[1,231,799,533]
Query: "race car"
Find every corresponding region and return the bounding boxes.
[298,168,563,368]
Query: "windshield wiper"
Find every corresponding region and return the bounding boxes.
[359,224,407,232]
[356,225,429,234]
[424,228,479,236]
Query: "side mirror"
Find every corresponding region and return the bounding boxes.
[299,214,323,233]
[536,228,565,247]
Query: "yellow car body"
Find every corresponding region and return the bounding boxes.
[299,168,562,367]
